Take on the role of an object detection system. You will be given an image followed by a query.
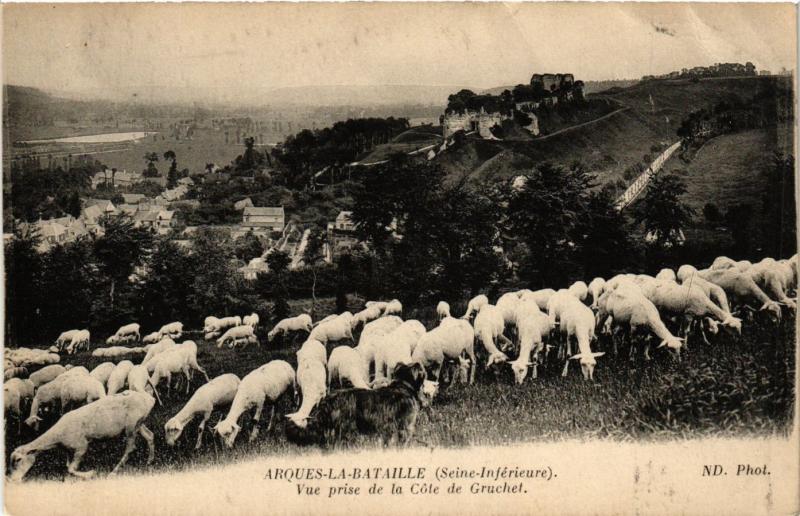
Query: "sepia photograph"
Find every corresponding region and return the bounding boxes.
[2,2,798,514]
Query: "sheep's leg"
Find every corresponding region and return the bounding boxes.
[468,349,477,384]
[183,366,192,395]
[111,430,139,475]
[561,358,570,377]
[265,404,276,433]
[139,424,155,464]
[67,441,94,479]
[249,401,265,442]
[195,411,211,450]
[497,334,513,351]
[644,340,652,361]
[194,362,211,383]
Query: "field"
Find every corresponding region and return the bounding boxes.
[4,296,795,481]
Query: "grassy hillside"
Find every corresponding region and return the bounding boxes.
[436,75,793,188]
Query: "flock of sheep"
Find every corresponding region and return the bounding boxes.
[5,253,796,481]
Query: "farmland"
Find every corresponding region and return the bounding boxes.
[4,295,794,481]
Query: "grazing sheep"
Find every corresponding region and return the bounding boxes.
[29,365,67,388]
[775,258,798,293]
[557,297,604,380]
[5,378,35,429]
[655,268,677,282]
[215,360,296,447]
[25,368,89,430]
[698,268,783,321]
[520,288,557,311]
[89,362,116,387]
[267,314,313,342]
[107,361,135,395]
[142,337,177,364]
[414,318,476,383]
[711,256,737,270]
[243,313,260,330]
[164,374,241,449]
[157,321,184,340]
[297,338,327,366]
[355,316,404,377]
[92,346,147,360]
[142,332,161,345]
[365,301,389,312]
[310,315,355,345]
[55,330,80,350]
[374,320,426,381]
[9,391,156,481]
[747,261,796,308]
[510,302,552,383]
[384,299,403,316]
[436,301,451,320]
[473,304,510,368]
[462,294,489,320]
[496,292,522,327]
[597,286,683,360]
[126,365,162,405]
[546,289,578,328]
[59,375,106,413]
[106,323,141,345]
[677,265,732,312]
[587,278,606,309]
[286,358,327,428]
[216,325,257,349]
[67,329,91,355]
[327,346,370,389]
[351,306,384,329]
[568,281,589,302]
[4,366,28,381]
[6,348,61,368]
[150,341,210,395]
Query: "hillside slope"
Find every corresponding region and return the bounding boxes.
[436,76,793,187]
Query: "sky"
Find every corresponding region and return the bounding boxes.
[2,2,796,103]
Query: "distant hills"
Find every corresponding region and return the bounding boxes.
[481,79,640,97]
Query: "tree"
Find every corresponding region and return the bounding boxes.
[266,250,291,321]
[134,238,194,329]
[234,231,265,262]
[632,173,694,249]
[762,154,796,257]
[164,150,178,188]
[4,228,43,345]
[703,203,722,224]
[92,214,154,309]
[143,152,160,177]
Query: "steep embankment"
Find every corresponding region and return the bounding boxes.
[438,76,792,187]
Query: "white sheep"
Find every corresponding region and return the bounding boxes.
[29,365,67,388]
[436,301,451,320]
[91,346,147,359]
[678,265,731,312]
[106,323,141,345]
[286,358,327,428]
[215,360,295,447]
[203,316,221,333]
[67,329,91,354]
[89,362,116,386]
[655,268,677,282]
[127,365,162,405]
[243,313,260,330]
[461,294,489,320]
[142,332,161,344]
[4,366,28,381]
[297,338,327,366]
[473,304,510,368]
[711,256,737,270]
[520,288,557,311]
[150,341,210,395]
[142,337,177,364]
[164,373,241,449]
[587,278,606,309]
[510,301,552,383]
[5,378,35,429]
[699,268,783,321]
[355,316,404,377]
[9,391,156,481]
[365,301,389,312]
[546,289,578,328]
[55,329,80,350]
[374,320,426,381]
[107,361,135,395]
[384,299,403,316]
[413,318,476,383]
[747,261,796,308]
[496,292,522,327]
[216,325,257,348]
[557,297,604,380]
[25,368,89,430]
[309,314,355,344]
[327,346,370,389]
[157,321,184,339]
[351,306,384,329]
[597,286,683,360]
[59,374,106,413]
[568,281,589,301]
[267,314,313,342]
[6,348,60,367]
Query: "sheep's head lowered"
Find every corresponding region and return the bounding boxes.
[214,420,241,448]
[164,417,186,446]
[8,446,37,482]
[509,359,534,385]
[721,315,743,336]
[657,336,684,359]
[485,351,508,369]
[569,351,605,381]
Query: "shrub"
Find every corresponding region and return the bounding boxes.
[703,203,722,223]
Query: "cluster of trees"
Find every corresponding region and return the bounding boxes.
[4,215,289,346]
[8,161,101,221]
[270,117,410,188]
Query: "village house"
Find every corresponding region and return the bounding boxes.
[121,193,146,204]
[325,210,366,262]
[242,206,285,233]
[134,208,177,235]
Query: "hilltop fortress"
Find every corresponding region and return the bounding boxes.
[441,73,586,138]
